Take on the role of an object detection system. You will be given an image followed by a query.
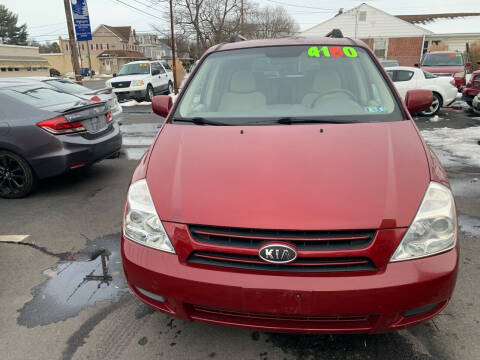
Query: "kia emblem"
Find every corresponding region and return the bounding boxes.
[258,243,297,264]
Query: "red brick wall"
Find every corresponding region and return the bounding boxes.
[387,37,423,66]
[360,39,374,50]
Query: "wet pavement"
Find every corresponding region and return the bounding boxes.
[1,101,479,360]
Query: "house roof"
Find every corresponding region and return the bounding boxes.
[102,25,132,42]
[97,50,146,59]
[397,13,480,24]
[0,55,49,63]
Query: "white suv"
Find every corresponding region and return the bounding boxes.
[106,60,174,102]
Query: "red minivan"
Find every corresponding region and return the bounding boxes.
[419,51,471,90]
[122,36,458,334]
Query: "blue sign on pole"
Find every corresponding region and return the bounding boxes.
[71,0,92,41]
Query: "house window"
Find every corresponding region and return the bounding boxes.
[1,68,6,72]
[107,44,110,50]
[66,44,69,51]
[374,38,388,59]
[359,11,367,22]
[91,44,93,50]
[423,40,429,54]
[96,44,99,50]
[81,44,84,50]
[14,68,19,71]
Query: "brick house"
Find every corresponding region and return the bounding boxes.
[43,25,142,75]
[301,3,431,66]
[301,3,480,67]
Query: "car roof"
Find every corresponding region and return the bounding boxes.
[206,36,366,54]
[127,60,155,64]
[425,50,461,54]
[385,66,419,71]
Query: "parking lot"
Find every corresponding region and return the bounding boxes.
[1,79,479,360]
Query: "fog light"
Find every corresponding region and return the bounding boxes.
[136,286,165,302]
[403,302,439,317]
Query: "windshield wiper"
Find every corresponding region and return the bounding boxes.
[172,117,232,126]
[275,117,355,124]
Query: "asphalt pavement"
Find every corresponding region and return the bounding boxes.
[1,86,479,360]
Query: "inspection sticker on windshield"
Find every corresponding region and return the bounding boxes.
[308,46,358,58]
[365,106,388,113]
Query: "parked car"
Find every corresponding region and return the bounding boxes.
[380,60,399,67]
[473,93,480,114]
[106,61,174,102]
[4,77,123,120]
[462,62,480,107]
[49,68,60,77]
[121,35,458,334]
[0,81,122,198]
[418,51,471,90]
[386,66,458,116]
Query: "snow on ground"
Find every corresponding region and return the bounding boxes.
[421,126,480,168]
[120,100,152,107]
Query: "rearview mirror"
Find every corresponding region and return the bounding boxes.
[406,89,433,114]
[152,95,172,118]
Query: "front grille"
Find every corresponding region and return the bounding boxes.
[188,251,376,273]
[191,304,370,323]
[189,225,375,251]
[111,81,131,88]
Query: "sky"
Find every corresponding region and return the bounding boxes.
[2,0,479,43]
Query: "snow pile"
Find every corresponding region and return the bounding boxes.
[120,100,152,107]
[421,126,480,168]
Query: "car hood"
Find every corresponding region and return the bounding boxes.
[421,65,464,74]
[109,74,149,84]
[147,121,430,230]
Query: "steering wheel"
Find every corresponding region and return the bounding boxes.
[311,89,357,108]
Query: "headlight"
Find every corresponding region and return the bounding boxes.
[131,80,145,86]
[454,72,465,78]
[123,179,175,253]
[390,182,456,262]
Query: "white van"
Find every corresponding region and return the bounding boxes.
[106,61,173,102]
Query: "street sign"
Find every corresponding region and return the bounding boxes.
[71,0,92,41]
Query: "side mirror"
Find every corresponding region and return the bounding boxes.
[414,63,420,68]
[406,89,433,113]
[478,61,480,65]
[466,62,472,67]
[152,95,172,118]
[112,73,117,77]
[152,69,160,76]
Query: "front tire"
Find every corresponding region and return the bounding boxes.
[145,84,154,102]
[0,151,36,199]
[421,92,442,116]
[167,81,173,94]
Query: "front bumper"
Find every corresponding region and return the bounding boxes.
[122,234,458,334]
[113,86,147,101]
[30,123,122,179]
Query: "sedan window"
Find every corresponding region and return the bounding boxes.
[45,79,91,94]
[0,86,81,108]
[395,70,414,82]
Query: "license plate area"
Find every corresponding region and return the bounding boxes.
[243,289,312,315]
[82,115,107,133]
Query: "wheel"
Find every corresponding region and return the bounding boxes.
[421,93,442,116]
[167,81,173,94]
[0,151,36,198]
[145,84,154,102]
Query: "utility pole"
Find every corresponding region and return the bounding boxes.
[63,0,82,82]
[240,0,244,32]
[86,41,93,78]
[169,0,178,94]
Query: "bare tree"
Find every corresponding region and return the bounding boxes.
[246,5,298,39]
[168,0,298,59]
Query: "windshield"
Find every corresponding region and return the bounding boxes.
[46,79,91,94]
[422,53,463,66]
[117,63,150,76]
[174,46,403,124]
[0,86,82,108]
